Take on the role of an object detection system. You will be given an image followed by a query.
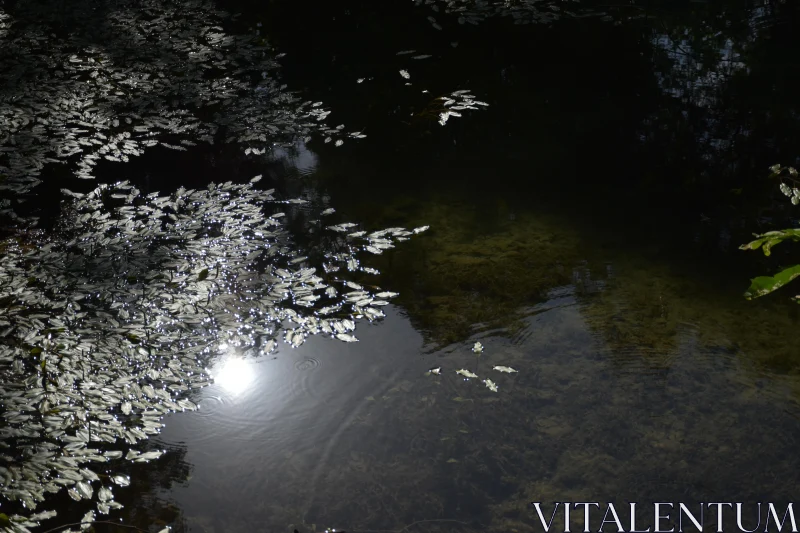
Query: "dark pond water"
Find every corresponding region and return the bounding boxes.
[3,0,800,532]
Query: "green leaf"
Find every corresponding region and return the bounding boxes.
[0,514,9,527]
[30,347,42,355]
[744,265,800,300]
[740,229,800,257]
[198,268,209,281]
[739,237,768,252]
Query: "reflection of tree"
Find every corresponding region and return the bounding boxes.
[626,2,800,227]
[270,0,800,245]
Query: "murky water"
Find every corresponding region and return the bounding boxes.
[3,0,800,532]
[153,224,800,533]
[156,289,800,533]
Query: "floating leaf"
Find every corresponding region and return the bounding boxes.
[98,487,113,503]
[134,450,164,462]
[81,510,94,531]
[111,475,130,487]
[75,481,93,500]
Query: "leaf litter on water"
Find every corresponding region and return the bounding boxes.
[0,178,428,525]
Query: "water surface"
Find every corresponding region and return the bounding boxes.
[3,1,800,532]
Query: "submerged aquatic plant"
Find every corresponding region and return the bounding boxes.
[0,179,428,531]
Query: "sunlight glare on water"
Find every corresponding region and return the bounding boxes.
[211,348,257,396]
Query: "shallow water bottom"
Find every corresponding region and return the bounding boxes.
[157,286,800,533]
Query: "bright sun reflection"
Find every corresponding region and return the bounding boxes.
[212,356,254,395]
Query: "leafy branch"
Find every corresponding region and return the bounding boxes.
[740,165,800,301]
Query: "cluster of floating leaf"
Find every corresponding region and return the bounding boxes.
[415,0,579,27]
[0,0,356,194]
[426,341,518,393]
[435,90,489,126]
[0,179,426,531]
[352,49,489,128]
[402,85,489,126]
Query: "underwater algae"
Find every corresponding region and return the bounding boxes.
[351,199,584,347]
